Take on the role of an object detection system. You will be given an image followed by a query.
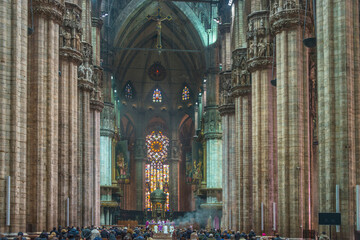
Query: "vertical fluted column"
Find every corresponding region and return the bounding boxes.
[270,1,311,237]
[247,10,276,234]
[134,138,145,210]
[219,104,235,230]
[169,140,180,211]
[90,67,104,226]
[316,0,360,238]
[231,48,252,232]
[219,68,234,229]
[220,111,229,229]
[202,68,223,211]
[58,2,82,227]
[77,42,94,227]
[90,16,104,226]
[26,0,64,231]
[0,0,28,233]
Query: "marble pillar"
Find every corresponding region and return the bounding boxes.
[135,138,145,210]
[202,70,223,210]
[77,42,94,227]
[247,10,276,234]
[100,102,115,225]
[316,0,360,238]
[231,48,252,232]
[0,0,28,233]
[58,1,82,228]
[169,140,180,211]
[26,0,64,231]
[90,16,104,226]
[219,104,235,230]
[270,1,311,237]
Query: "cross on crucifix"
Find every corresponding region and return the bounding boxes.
[147,7,172,51]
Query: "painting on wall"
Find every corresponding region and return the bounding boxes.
[115,140,130,184]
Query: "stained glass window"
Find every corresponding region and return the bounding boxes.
[124,82,133,99]
[182,86,190,100]
[152,88,162,102]
[144,131,170,211]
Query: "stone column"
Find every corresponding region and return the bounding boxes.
[90,16,104,226]
[26,0,64,232]
[270,1,311,237]
[202,69,223,211]
[134,138,145,210]
[0,0,28,233]
[58,2,82,228]
[169,140,180,211]
[77,42,94,227]
[100,102,115,225]
[219,102,235,231]
[316,0,360,238]
[90,67,104,226]
[231,48,252,232]
[247,10,277,234]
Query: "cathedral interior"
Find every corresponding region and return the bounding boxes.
[1,0,360,239]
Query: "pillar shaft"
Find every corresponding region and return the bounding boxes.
[317,0,360,238]
[231,48,252,232]
[26,0,64,231]
[247,10,276,234]
[270,2,311,237]
[0,0,28,233]
[58,2,82,227]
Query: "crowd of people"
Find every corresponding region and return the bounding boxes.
[0,226,331,240]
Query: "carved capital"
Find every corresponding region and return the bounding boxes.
[93,65,104,88]
[78,78,94,92]
[219,23,231,35]
[33,0,65,24]
[246,11,274,71]
[230,85,251,98]
[81,42,93,64]
[90,99,104,112]
[63,2,82,32]
[100,102,115,133]
[247,10,271,40]
[218,104,235,116]
[247,57,272,72]
[203,106,222,134]
[232,48,251,87]
[59,47,82,64]
[270,0,311,34]
[92,17,104,29]
[204,133,222,140]
[219,71,233,105]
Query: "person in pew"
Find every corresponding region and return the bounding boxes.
[13,232,26,240]
[81,227,92,240]
[0,233,8,240]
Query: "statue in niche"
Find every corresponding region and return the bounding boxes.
[240,73,247,85]
[75,33,81,51]
[257,40,267,57]
[232,68,238,86]
[172,145,178,158]
[267,42,273,57]
[63,30,71,47]
[64,9,71,20]
[272,2,279,14]
[284,0,296,9]
[116,152,127,177]
[249,41,255,59]
[260,18,264,28]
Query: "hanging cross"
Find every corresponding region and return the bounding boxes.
[147,7,172,51]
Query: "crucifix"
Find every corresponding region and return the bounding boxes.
[147,5,172,52]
